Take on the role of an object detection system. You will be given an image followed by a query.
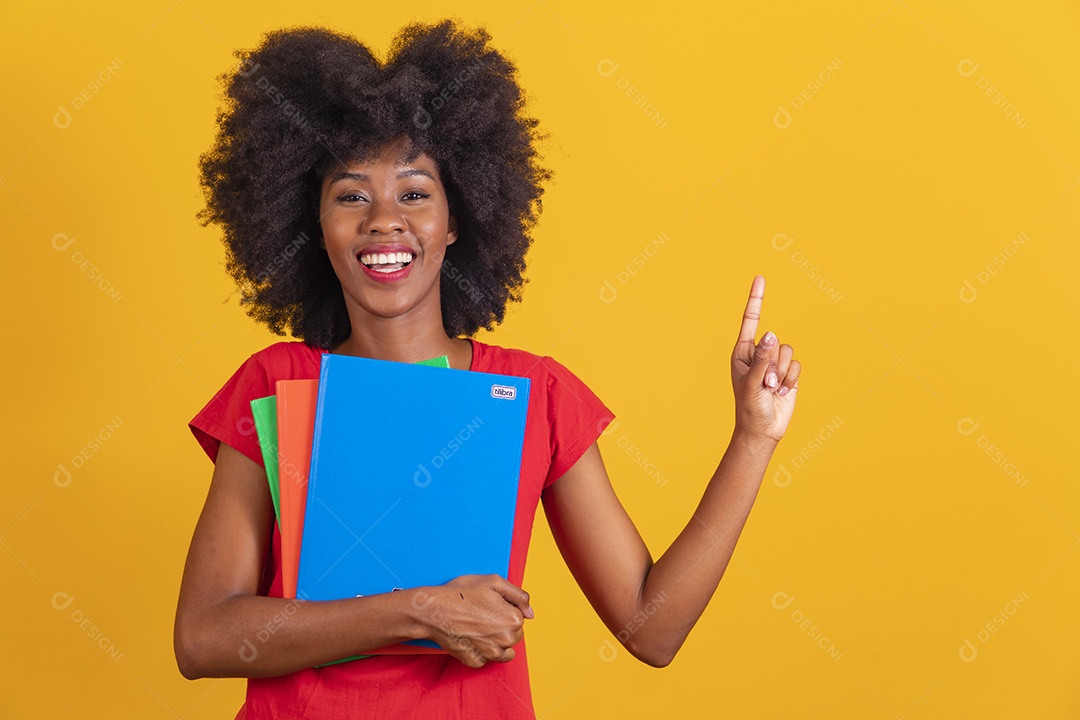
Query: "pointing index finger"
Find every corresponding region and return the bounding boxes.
[736,275,765,350]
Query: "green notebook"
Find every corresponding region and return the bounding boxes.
[251,396,281,522]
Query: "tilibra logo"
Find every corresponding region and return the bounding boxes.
[491,384,517,400]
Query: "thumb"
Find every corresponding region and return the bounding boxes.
[495,577,534,619]
[750,331,777,386]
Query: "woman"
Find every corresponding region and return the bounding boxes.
[175,19,801,719]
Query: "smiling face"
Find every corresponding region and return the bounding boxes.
[318,136,458,328]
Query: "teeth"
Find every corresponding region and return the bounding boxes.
[360,251,414,266]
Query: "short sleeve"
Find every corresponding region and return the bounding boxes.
[541,356,616,489]
[188,351,271,468]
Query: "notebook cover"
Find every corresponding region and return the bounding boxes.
[297,353,531,652]
[250,395,281,523]
[276,379,319,600]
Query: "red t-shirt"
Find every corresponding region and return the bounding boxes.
[187,338,615,719]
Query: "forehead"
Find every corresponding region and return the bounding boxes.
[325,142,440,183]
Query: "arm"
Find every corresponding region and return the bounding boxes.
[174,441,532,678]
[540,275,801,667]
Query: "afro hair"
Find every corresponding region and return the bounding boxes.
[196,19,551,349]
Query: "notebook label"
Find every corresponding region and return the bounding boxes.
[491,384,517,400]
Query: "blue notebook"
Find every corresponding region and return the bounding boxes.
[296,353,531,649]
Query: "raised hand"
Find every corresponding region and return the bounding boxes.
[411,574,534,668]
[730,275,800,443]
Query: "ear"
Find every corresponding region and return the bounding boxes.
[446,215,459,246]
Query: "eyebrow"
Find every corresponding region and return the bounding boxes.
[328,168,436,186]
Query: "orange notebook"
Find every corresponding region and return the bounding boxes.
[276,380,319,600]
[275,378,445,656]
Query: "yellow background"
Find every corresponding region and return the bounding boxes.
[3,0,1077,717]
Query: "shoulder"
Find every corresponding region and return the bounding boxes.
[234,340,325,378]
[189,341,324,451]
[248,340,325,366]
[471,339,563,382]
[471,339,602,403]
[209,341,324,397]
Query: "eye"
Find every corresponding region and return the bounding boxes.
[401,191,430,201]
[337,192,367,204]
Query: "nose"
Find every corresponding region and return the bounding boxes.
[362,196,404,235]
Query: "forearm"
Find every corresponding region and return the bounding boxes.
[628,428,776,665]
[176,588,430,679]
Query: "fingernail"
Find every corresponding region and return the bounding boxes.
[525,606,534,619]
[767,372,778,388]
[763,331,776,346]
[778,386,789,397]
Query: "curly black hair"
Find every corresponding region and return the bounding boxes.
[196,20,551,349]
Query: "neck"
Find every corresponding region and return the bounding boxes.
[329,295,470,370]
